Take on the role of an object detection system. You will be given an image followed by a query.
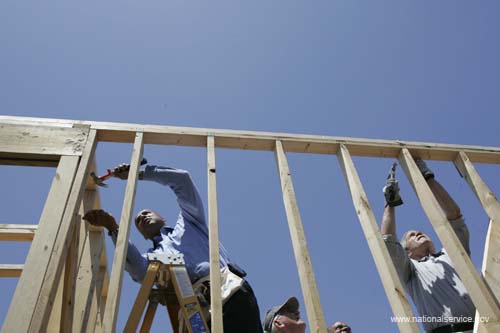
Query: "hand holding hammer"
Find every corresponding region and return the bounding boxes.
[90,158,148,187]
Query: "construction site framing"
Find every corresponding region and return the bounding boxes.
[0,115,499,333]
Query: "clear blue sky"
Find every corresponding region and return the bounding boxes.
[1,1,499,332]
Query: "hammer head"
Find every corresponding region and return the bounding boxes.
[90,172,108,187]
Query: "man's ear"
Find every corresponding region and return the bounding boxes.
[274,317,285,329]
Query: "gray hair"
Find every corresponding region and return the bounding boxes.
[400,230,412,251]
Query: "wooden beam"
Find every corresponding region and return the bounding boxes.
[59,215,81,332]
[1,115,500,163]
[473,221,500,333]
[59,182,102,332]
[27,129,97,332]
[103,132,144,333]
[0,264,23,278]
[0,123,88,157]
[86,241,108,333]
[337,144,420,332]
[102,264,110,298]
[453,152,500,333]
[0,153,59,167]
[73,189,105,333]
[274,140,326,333]
[207,135,224,333]
[61,166,100,331]
[0,224,37,241]
[46,265,65,332]
[71,158,109,333]
[2,156,80,333]
[398,148,500,323]
[49,156,97,332]
[454,152,500,227]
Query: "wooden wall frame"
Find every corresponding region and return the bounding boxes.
[1,116,499,333]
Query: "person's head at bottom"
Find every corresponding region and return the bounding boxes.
[263,297,306,333]
[328,321,352,333]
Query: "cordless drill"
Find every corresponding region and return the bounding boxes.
[383,163,403,207]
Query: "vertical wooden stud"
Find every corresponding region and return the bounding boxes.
[103,132,144,333]
[454,152,500,332]
[46,266,65,332]
[3,155,80,332]
[337,144,420,332]
[72,187,103,333]
[59,214,81,331]
[207,135,224,333]
[29,129,97,332]
[87,244,109,333]
[274,140,326,333]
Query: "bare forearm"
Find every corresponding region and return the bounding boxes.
[381,205,396,236]
[427,178,462,221]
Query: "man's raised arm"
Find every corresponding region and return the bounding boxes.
[381,166,413,283]
[142,166,206,225]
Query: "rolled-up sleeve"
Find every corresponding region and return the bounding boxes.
[383,234,414,283]
[450,216,471,256]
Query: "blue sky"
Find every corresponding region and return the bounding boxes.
[1,1,499,332]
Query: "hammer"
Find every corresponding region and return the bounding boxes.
[90,158,148,187]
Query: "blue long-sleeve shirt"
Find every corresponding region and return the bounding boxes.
[112,165,231,283]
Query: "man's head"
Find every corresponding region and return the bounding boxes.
[328,321,352,333]
[401,229,436,260]
[134,209,165,240]
[263,297,306,333]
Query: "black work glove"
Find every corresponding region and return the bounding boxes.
[383,178,403,207]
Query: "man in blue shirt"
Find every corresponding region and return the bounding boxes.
[84,163,263,333]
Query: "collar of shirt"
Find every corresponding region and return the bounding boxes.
[418,250,444,262]
[152,227,175,248]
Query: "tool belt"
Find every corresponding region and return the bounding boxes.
[178,265,244,333]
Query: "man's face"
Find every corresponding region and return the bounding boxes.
[273,310,306,333]
[405,230,436,260]
[135,209,165,240]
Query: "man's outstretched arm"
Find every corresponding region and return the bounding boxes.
[381,169,413,283]
[83,209,148,283]
[415,159,471,255]
[113,163,206,225]
[381,205,413,283]
[381,205,396,237]
[142,165,206,225]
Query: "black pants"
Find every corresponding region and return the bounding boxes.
[217,280,263,333]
